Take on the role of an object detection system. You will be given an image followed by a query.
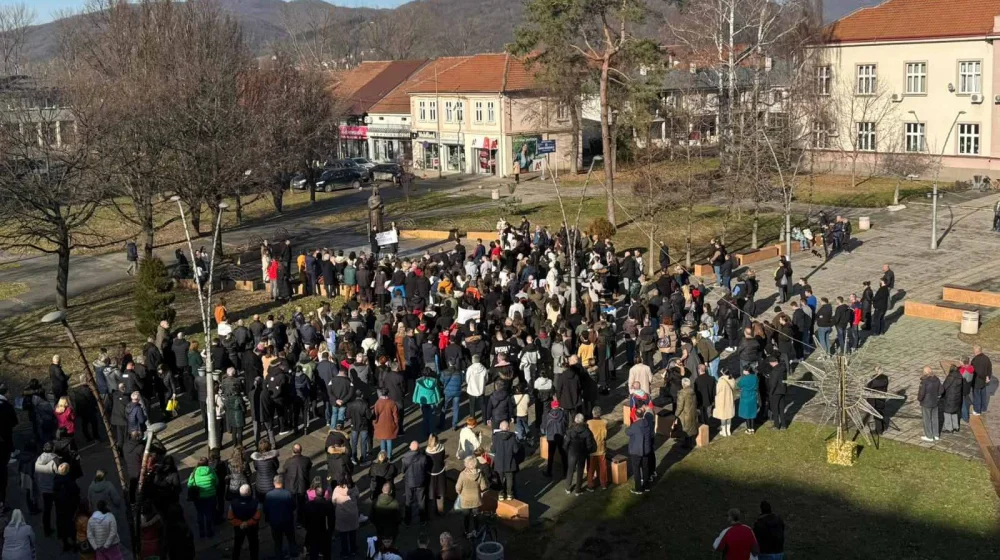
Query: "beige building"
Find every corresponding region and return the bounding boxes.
[406,53,575,178]
[814,0,1000,180]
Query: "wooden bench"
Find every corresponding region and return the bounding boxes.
[735,246,779,266]
[693,263,714,278]
[903,300,977,323]
[942,285,1000,308]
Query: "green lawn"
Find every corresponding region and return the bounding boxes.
[508,423,999,560]
[0,281,27,301]
[796,174,944,208]
[0,279,342,392]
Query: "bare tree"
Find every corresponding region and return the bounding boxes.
[829,76,899,188]
[0,3,34,76]
[279,4,365,70]
[362,11,421,60]
[0,74,103,310]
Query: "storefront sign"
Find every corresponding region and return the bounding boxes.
[339,125,368,140]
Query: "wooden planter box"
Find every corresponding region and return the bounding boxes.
[735,246,779,266]
[234,280,259,292]
[693,263,714,278]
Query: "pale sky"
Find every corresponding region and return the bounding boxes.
[28,0,411,24]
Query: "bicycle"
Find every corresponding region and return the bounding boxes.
[464,510,499,557]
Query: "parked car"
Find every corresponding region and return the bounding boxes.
[370,163,403,184]
[316,168,363,192]
[326,158,370,181]
[352,157,377,170]
[289,173,308,189]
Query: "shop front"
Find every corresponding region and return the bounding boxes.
[338,124,368,159]
[367,124,412,164]
[472,136,498,176]
[440,133,466,173]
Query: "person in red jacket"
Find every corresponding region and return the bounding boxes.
[713,508,760,560]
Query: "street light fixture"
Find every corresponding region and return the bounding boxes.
[170,196,228,448]
[910,110,965,250]
[40,310,133,546]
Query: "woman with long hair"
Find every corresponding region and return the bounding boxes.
[331,475,360,557]
[426,434,447,515]
[54,396,76,438]
[2,509,36,560]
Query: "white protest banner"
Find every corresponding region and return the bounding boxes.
[376,230,398,246]
[457,308,481,324]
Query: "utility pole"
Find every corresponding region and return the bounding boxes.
[436,65,442,179]
[912,109,963,250]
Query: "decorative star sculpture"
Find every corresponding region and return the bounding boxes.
[788,353,904,445]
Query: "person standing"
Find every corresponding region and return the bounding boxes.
[425,434,448,515]
[87,500,123,560]
[564,413,596,496]
[373,389,400,458]
[871,280,890,336]
[465,356,488,423]
[737,368,759,434]
[814,299,834,355]
[753,501,785,560]
[918,366,942,442]
[941,365,964,434]
[2,510,36,560]
[50,355,70,402]
[0,383,17,505]
[694,365,717,425]
[228,484,261,560]
[54,462,81,552]
[302,478,332,560]
[713,508,759,560]
[402,441,431,526]
[187,457,219,539]
[346,390,373,464]
[626,405,651,495]
[454,456,488,535]
[125,239,139,276]
[971,345,993,415]
[490,421,520,501]
[764,354,787,430]
[263,476,298,559]
[283,444,312,520]
[773,257,792,304]
[674,377,698,448]
[331,476,361,558]
[585,407,608,491]
[541,401,568,478]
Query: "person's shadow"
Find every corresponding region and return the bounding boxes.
[890,289,907,309]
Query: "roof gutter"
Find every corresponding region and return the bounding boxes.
[808,34,994,48]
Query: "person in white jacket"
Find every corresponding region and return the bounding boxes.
[87,501,122,558]
[465,356,488,424]
[455,417,482,460]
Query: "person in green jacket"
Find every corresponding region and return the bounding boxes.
[413,369,442,439]
[187,457,219,538]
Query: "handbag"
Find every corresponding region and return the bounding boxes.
[165,398,178,412]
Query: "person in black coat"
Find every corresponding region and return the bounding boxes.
[401,441,430,525]
[124,430,145,504]
[693,365,716,425]
[282,443,312,519]
[867,368,890,434]
[872,280,890,335]
[302,477,333,558]
[832,297,850,355]
[49,355,70,401]
[0,383,17,505]
[563,413,596,495]
[763,354,788,429]
[485,380,515,428]
[773,256,793,303]
[380,368,407,437]
[917,366,942,441]
[490,422,521,501]
[940,366,964,433]
[557,359,584,414]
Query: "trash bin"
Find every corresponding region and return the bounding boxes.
[858,216,871,230]
[476,541,504,560]
[961,310,980,334]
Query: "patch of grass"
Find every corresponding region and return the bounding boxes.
[959,312,1000,350]
[0,279,342,392]
[314,189,472,229]
[797,174,945,208]
[508,423,999,560]
[0,281,28,301]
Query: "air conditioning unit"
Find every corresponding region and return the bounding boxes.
[994,94,1000,104]
[971,93,984,104]
[890,93,902,102]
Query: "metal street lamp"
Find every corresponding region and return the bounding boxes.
[170,196,227,448]
[909,110,964,249]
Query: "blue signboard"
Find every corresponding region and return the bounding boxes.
[537,139,556,154]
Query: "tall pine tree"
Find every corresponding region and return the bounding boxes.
[134,257,176,337]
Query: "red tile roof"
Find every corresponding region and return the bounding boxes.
[369,57,471,114]
[404,53,541,95]
[823,0,1000,44]
[330,59,428,116]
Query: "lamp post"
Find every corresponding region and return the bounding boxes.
[132,421,166,557]
[40,310,129,491]
[170,196,228,448]
[40,310,134,546]
[560,155,602,310]
[910,109,964,249]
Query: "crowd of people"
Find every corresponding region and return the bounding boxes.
[3,210,994,560]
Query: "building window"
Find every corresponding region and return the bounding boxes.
[856,64,876,95]
[419,101,426,121]
[445,101,453,122]
[456,101,464,122]
[856,121,876,151]
[58,121,75,146]
[487,101,495,123]
[958,123,980,155]
[959,61,981,94]
[556,103,570,120]
[812,121,832,149]
[904,122,925,152]
[817,66,831,95]
[475,101,483,123]
[905,62,926,94]
[429,101,437,121]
